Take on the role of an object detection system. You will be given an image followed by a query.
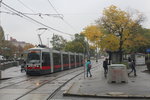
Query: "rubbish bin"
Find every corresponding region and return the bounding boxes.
[107,64,128,83]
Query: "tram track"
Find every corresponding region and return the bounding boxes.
[46,62,100,100]
[15,67,84,100]
[0,66,82,90]
[15,62,100,100]
[0,76,33,89]
[0,60,101,100]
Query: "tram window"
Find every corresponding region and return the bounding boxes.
[27,52,40,63]
[63,54,69,64]
[76,55,79,63]
[42,52,50,66]
[80,56,83,65]
[76,55,79,66]
[71,55,75,63]
[53,53,61,65]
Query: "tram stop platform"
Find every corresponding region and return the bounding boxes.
[63,64,150,99]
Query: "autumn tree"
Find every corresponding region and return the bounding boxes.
[23,44,35,51]
[96,5,145,62]
[81,25,103,48]
[2,41,18,59]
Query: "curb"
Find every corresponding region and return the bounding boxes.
[63,92,150,99]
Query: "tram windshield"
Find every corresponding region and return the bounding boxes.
[27,50,41,64]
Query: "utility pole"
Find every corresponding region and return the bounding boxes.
[86,38,90,60]
[53,33,54,48]
[6,34,9,40]
[47,38,49,47]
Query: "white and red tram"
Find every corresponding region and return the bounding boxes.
[25,46,84,75]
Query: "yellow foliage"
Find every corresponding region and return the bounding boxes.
[82,25,103,42]
[103,5,129,30]
[123,34,149,50]
[81,5,145,52]
[100,34,119,51]
[23,44,35,50]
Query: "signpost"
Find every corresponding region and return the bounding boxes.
[146,49,150,60]
[146,49,150,53]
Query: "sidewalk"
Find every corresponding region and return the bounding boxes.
[0,65,24,79]
[63,62,150,99]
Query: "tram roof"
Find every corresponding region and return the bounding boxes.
[28,46,84,56]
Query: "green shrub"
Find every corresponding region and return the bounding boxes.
[119,61,129,69]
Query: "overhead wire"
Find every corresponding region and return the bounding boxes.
[47,0,63,19]
[2,5,42,27]
[1,1,73,36]
[16,0,45,19]
[47,0,78,32]
[16,0,35,13]
[0,10,64,18]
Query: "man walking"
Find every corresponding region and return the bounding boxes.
[128,59,137,76]
[103,58,108,78]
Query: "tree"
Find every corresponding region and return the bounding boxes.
[2,41,18,59]
[81,25,104,60]
[124,33,149,53]
[0,26,5,42]
[0,26,5,55]
[64,34,86,53]
[96,5,145,62]
[50,34,67,50]
[23,44,35,51]
[81,25,103,48]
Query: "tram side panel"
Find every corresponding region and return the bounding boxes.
[76,55,80,67]
[63,53,69,70]
[53,52,61,72]
[41,52,51,74]
[80,55,84,66]
[70,54,75,68]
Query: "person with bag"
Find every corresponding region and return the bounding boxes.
[86,60,92,77]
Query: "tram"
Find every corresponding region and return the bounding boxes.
[25,45,84,75]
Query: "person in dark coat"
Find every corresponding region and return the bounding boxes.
[103,58,108,77]
[128,59,137,76]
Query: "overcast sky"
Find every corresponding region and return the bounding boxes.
[1,0,150,46]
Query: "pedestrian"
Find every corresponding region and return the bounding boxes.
[103,58,108,77]
[86,60,92,77]
[128,59,137,76]
[21,61,26,72]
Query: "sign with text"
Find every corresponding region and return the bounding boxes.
[146,49,150,53]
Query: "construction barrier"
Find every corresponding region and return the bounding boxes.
[107,64,128,83]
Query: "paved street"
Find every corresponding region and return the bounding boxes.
[0,59,150,100]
